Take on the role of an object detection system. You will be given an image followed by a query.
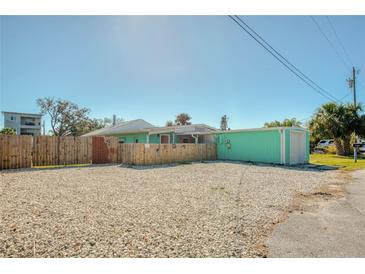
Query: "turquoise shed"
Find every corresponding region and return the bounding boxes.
[216,127,309,165]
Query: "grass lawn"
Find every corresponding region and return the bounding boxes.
[310,154,365,171]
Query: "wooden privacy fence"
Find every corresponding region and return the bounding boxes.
[116,143,217,165]
[32,136,92,166]
[0,135,217,170]
[0,135,33,169]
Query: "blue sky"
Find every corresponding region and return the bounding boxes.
[1,16,365,131]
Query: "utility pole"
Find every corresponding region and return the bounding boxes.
[352,66,356,107]
[348,66,357,107]
[348,66,358,162]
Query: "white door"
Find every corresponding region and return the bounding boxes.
[290,131,306,164]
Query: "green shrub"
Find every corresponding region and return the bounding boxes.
[323,146,336,154]
[0,128,16,135]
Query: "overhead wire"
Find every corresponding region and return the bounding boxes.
[310,16,350,71]
[228,15,340,103]
[325,16,354,67]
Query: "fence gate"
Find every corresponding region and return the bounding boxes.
[92,136,110,164]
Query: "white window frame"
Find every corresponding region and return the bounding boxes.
[160,134,170,144]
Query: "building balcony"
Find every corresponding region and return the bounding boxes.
[20,124,41,129]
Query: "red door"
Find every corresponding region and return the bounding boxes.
[92,136,109,164]
[160,135,169,144]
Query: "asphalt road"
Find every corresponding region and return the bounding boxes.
[267,169,365,257]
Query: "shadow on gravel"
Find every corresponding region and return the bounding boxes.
[117,160,339,172]
[1,160,339,173]
[0,163,120,173]
[117,161,199,170]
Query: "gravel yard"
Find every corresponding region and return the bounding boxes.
[0,162,338,257]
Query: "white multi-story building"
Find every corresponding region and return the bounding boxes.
[2,111,42,136]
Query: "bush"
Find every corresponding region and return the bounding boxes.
[323,146,337,154]
[0,128,16,135]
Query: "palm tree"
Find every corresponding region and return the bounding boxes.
[309,103,345,155]
[309,102,364,155]
[341,103,363,154]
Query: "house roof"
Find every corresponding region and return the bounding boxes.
[2,111,42,117]
[148,124,217,134]
[82,119,154,136]
[82,120,217,137]
[82,120,307,137]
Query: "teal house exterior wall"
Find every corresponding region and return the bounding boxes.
[116,132,177,144]
[148,132,176,144]
[217,129,282,164]
[117,133,148,144]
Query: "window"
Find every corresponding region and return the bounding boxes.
[182,138,189,143]
[135,139,139,143]
[11,116,15,121]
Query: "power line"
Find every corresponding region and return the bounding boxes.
[326,16,354,66]
[310,16,350,70]
[228,15,340,103]
[234,15,339,103]
[339,90,353,101]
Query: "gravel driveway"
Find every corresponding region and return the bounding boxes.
[0,162,338,257]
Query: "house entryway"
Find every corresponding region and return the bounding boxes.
[160,134,170,144]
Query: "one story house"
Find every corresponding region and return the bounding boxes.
[82,119,218,144]
[83,119,309,165]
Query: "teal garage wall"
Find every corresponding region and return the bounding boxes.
[285,128,310,164]
[285,128,291,164]
[306,130,310,162]
[217,129,282,164]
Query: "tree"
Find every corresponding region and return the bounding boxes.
[165,120,174,127]
[264,118,302,128]
[0,128,16,135]
[103,116,124,127]
[308,102,364,155]
[73,118,103,136]
[341,103,363,154]
[175,113,192,126]
[37,97,91,136]
[95,117,124,128]
[220,115,228,131]
[309,103,345,155]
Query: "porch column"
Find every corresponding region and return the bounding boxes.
[146,134,150,144]
[192,134,198,144]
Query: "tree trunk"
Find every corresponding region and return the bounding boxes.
[334,138,344,155]
[342,137,351,156]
